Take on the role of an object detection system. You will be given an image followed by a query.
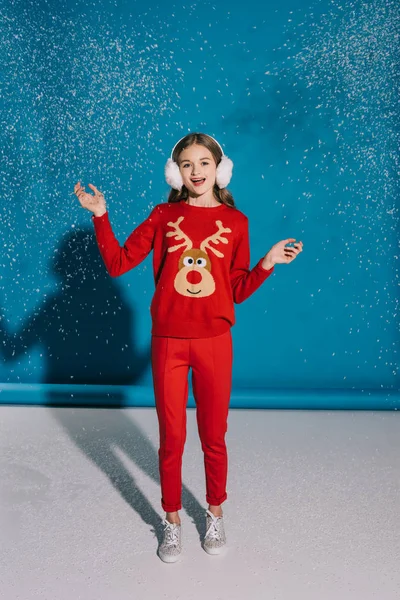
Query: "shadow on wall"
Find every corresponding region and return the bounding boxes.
[0,227,150,389]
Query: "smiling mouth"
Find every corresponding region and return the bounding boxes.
[191,178,206,186]
[187,289,201,294]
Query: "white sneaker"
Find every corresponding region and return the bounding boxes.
[158,519,182,563]
[202,509,226,555]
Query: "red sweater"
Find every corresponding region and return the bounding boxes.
[92,199,274,338]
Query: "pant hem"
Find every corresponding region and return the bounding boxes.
[162,504,182,512]
[206,492,227,506]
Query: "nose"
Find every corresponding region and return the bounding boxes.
[186,270,202,285]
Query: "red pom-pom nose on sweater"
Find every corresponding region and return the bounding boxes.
[186,270,202,284]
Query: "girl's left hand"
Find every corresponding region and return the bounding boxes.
[262,239,303,269]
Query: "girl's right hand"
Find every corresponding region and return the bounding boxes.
[74,181,107,217]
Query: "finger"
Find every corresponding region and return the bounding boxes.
[287,244,302,254]
[284,253,295,261]
[89,183,104,197]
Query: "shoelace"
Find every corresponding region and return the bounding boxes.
[205,511,223,541]
[163,520,180,547]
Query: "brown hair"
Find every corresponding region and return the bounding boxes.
[167,132,236,209]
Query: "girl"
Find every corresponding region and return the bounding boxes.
[74,132,303,563]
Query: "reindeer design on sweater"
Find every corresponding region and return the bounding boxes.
[166,216,232,297]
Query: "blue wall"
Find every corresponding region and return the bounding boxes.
[0,0,399,405]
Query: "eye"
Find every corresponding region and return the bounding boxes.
[183,256,195,267]
[196,258,207,267]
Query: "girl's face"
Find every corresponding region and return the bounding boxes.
[178,144,217,195]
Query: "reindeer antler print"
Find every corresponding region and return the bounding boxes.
[200,220,232,258]
[165,216,232,298]
[166,216,193,253]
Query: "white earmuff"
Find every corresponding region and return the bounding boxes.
[164,135,233,191]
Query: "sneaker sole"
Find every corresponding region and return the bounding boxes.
[158,549,181,563]
[202,541,226,555]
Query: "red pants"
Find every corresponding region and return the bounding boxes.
[151,329,233,512]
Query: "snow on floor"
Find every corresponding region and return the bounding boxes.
[0,405,399,600]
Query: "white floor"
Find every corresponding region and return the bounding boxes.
[0,405,399,600]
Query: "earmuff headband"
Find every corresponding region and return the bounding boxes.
[171,135,224,159]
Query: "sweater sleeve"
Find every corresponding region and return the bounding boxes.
[230,216,274,304]
[91,205,159,277]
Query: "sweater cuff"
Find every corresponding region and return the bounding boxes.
[256,257,274,274]
[92,211,109,222]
